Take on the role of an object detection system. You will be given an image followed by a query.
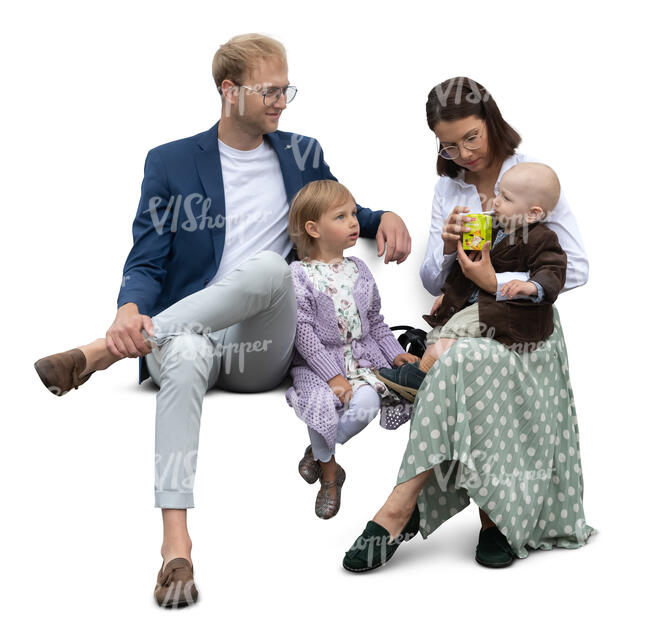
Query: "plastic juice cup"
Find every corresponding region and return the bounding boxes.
[462,212,493,251]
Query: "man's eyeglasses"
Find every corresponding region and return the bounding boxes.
[238,84,298,106]
[437,124,485,160]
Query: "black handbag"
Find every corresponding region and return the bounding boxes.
[389,324,428,359]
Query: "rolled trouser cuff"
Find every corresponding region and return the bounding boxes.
[155,490,195,509]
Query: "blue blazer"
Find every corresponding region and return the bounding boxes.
[117,120,386,383]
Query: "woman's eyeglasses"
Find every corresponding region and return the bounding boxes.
[437,124,485,160]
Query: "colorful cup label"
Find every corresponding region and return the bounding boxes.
[462,213,493,251]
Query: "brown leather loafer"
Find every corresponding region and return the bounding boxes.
[154,557,199,608]
[315,464,346,519]
[34,348,94,396]
[298,445,322,484]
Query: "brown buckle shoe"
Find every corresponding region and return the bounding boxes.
[315,464,346,519]
[298,445,322,484]
[34,348,94,396]
[154,558,199,608]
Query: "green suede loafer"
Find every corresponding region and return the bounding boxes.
[342,505,420,572]
[475,526,516,568]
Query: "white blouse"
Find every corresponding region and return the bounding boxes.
[419,151,589,300]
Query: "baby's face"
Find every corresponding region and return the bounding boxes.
[493,170,541,229]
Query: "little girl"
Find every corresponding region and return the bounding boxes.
[284,180,417,520]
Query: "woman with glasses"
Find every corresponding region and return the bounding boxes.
[342,76,594,571]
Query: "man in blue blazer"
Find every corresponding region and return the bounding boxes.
[33,33,411,607]
[116,117,402,384]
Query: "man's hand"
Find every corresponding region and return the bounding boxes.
[429,293,444,316]
[106,302,155,358]
[456,240,497,294]
[376,211,411,264]
[328,374,354,406]
[393,353,420,367]
[499,280,538,299]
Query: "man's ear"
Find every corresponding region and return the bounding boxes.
[220,79,239,106]
[526,206,545,223]
[305,220,320,240]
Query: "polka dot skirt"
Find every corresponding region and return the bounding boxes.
[397,307,596,559]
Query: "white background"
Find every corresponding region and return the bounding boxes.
[2,0,647,635]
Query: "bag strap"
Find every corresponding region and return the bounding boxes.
[389,324,429,357]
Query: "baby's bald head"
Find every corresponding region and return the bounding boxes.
[500,162,561,217]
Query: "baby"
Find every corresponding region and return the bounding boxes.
[376,162,568,401]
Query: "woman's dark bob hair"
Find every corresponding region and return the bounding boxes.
[426,77,521,178]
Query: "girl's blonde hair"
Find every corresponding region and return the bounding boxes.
[212,33,287,95]
[288,180,355,260]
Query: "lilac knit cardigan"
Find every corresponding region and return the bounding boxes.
[285,255,412,448]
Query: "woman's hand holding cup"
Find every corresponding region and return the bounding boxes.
[442,206,475,254]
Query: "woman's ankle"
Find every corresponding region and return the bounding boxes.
[377,489,416,522]
[479,508,496,530]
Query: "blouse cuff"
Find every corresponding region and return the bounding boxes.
[441,251,457,269]
[495,270,530,301]
[494,276,545,302]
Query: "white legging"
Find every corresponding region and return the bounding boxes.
[308,384,382,462]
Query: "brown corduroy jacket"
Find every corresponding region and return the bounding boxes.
[427,221,567,350]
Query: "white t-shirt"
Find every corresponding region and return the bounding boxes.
[206,138,292,286]
[419,151,589,300]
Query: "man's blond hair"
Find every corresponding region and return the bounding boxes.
[212,33,287,95]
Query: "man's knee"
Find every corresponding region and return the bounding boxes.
[158,333,213,385]
[254,250,292,290]
[256,249,289,271]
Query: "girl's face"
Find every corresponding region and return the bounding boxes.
[308,197,359,252]
[433,115,491,173]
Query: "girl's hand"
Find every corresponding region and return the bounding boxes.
[393,353,420,367]
[328,374,354,406]
[429,293,444,316]
[442,207,475,255]
[456,240,497,293]
[499,279,538,299]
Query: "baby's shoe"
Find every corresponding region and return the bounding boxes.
[298,445,322,484]
[315,464,346,519]
[373,364,426,402]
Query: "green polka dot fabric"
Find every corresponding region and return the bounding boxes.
[397,307,596,558]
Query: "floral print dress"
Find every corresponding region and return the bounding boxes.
[300,256,402,402]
